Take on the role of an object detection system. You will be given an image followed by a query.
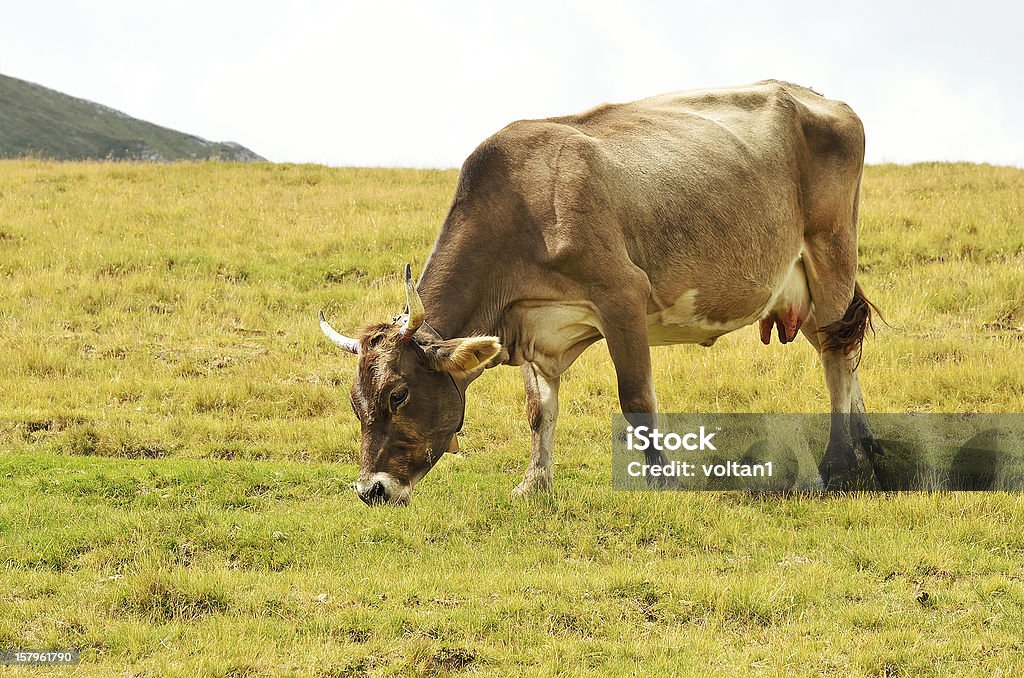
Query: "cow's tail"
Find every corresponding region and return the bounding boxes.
[818,282,881,368]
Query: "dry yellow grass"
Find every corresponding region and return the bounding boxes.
[0,160,1022,675]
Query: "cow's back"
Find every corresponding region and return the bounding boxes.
[510,80,865,324]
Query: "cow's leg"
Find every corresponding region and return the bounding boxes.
[850,373,884,465]
[512,362,560,496]
[800,315,856,488]
[801,316,880,464]
[801,232,877,488]
[592,278,674,485]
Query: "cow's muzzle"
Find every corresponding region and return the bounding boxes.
[355,473,411,506]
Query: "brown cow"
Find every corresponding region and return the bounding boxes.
[320,80,880,505]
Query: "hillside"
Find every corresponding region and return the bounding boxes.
[0,73,264,162]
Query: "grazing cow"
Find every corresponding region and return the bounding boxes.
[320,80,880,505]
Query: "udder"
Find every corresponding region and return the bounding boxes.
[758,258,811,345]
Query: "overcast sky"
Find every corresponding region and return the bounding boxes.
[2,1,1021,167]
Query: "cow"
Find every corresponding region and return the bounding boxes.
[319,80,881,506]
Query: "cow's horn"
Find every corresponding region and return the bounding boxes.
[398,263,424,339]
[318,310,360,354]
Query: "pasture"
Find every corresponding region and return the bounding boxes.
[1,160,1023,675]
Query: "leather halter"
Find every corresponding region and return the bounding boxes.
[416,320,466,433]
[448,371,466,433]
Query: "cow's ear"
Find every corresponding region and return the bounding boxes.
[424,336,502,378]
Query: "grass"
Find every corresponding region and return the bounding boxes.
[0,159,1023,675]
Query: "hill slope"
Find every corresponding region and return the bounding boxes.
[0,73,264,162]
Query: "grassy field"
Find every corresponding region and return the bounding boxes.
[1,159,1023,675]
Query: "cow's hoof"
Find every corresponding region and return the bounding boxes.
[821,470,852,491]
[819,457,856,491]
[511,476,551,498]
[821,457,880,491]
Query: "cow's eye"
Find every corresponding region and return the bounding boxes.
[389,387,409,411]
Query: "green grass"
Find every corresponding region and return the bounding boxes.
[1,159,1023,675]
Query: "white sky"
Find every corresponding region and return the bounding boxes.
[2,1,1021,168]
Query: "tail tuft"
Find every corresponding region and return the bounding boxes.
[818,283,881,367]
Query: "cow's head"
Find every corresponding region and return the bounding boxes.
[319,265,501,506]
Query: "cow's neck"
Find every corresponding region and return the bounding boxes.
[417,243,504,342]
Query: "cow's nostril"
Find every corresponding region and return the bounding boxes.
[358,480,388,506]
